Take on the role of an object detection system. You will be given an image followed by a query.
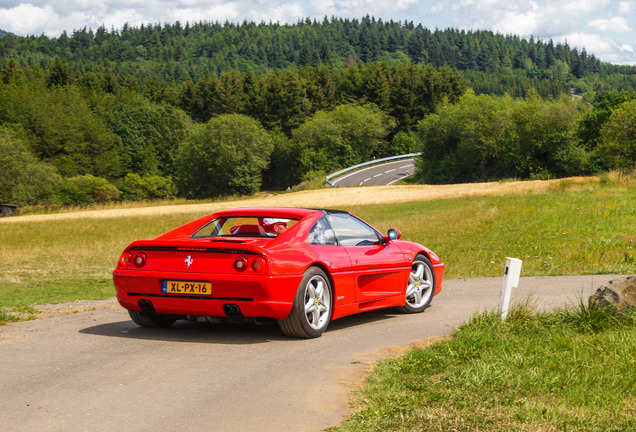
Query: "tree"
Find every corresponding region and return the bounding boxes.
[105,93,189,176]
[579,91,635,150]
[385,131,420,157]
[415,90,588,183]
[597,99,636,169]
[46,56,70,87]
[292,104,395,175]
[0,126,62,205]
[416,91,517,183]
[262,130,304,189]
[512,90,588,178]
[0,80,122,179]
[175,114,273,198]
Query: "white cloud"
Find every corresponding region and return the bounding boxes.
[169,3,242,24]
[489,4,541,36]
[430,1,449,15]
[618,1,632,15]
[246,3,306,23]
[556,31,636,64]
[100,9,147,30]
[589,16,631,33]
[0,4,59,35]
[311,0,418,18]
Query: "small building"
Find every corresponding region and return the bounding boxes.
[0,204,18,217]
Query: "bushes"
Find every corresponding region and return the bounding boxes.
[59,175,120,205]
[118,174,177,201]
[59,174,177,205]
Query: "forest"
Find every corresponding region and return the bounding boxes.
[1,17,635,206]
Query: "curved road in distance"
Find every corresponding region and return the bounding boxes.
[0,275,623,432]
[331,159,415,187]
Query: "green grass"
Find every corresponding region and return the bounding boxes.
[330,302,636,432]
[0,211,197,310]
[351,183,636,278]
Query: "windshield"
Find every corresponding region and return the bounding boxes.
[192,216,298,238]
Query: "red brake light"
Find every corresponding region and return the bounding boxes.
[251,256,267,273]
[133,252,147,268]
[119,251,132,267]
[234,256,248,272]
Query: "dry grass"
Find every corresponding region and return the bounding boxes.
[0,176,600,224]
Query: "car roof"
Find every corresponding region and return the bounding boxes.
[210,208,348,219]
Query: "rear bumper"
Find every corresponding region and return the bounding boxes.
[113,269,301,320]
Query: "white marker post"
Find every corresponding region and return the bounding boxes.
[498,257,522,320]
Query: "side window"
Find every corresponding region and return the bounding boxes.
[308,216,338,246]
[328,214,381,246]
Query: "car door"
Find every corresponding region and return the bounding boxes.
[307,215,355,308]
[326,213,408,303]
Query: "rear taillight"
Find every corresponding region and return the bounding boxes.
[233,256,267,273]
[251,256,267,273]
[233,256,249,272]
[119,251,132,267]
[133,252,147,268]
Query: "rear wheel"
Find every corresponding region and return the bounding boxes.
[278,267,333,338]
[400,255,435,313]
[128,309,177,328]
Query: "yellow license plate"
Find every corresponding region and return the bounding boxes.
[162,280,212,296]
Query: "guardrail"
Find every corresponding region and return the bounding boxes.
[324,153,421,187]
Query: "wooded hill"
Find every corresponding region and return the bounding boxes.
[0,17,635,206]
[2,17,635,97]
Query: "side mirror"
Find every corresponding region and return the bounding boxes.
[387,229,401,240]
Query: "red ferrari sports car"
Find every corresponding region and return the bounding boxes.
[113,208,444,338]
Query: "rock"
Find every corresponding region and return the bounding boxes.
[589,276,636,311]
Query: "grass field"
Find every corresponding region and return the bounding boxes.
[0,176,634,310]
[330,302,636,432]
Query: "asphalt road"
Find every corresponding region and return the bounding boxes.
[330,159,416,187]
[0,274,623,432]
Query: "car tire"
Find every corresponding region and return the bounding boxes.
[400,254,435,313]
[278,267,333,338]
[128,309,177,328]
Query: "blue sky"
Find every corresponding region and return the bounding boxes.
[0,0,634,65]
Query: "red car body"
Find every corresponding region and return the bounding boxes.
[113,207,444,338]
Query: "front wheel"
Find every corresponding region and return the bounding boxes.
[400,255,435,313]
[128,309,177,328]
[278,267,333,338]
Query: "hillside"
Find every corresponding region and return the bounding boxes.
[0,17,634,96]
[1,17,635,208]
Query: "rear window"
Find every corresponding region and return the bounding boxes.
[192,217,298,238]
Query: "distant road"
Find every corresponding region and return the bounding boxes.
[330,159,416,187]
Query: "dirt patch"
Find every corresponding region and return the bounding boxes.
[0,176,600,224]
[4,298,119,321]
